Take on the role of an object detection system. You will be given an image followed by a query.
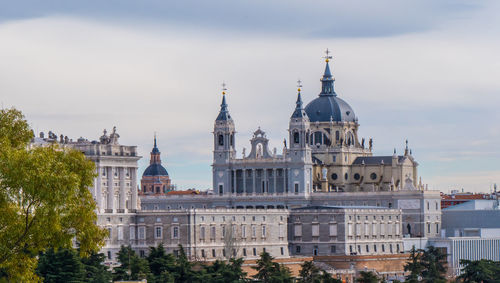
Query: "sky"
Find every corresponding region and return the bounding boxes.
[1,0,499,193]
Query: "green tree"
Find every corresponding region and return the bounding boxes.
[457,259,500,283]
[36,248,85,283]
[113,246,151,281]
[173,245,198,283]
[420,246,447,283]
[147,244,176,282]
[202,258,247,283]
[320,271,342,283]
[81,252,112,283]
[253,251,294,283]
[299,261,321,283]
[404,246,424,283]
[356,271,379,283]
[0,108,107,281]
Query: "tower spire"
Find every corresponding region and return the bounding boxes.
[216,82,232,121]
[320,48,335,96]
[291,80,307,119]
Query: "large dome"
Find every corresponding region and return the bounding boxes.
[143,163,169,177]
[304,95,356,123]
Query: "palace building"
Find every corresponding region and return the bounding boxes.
[32,53,441,275]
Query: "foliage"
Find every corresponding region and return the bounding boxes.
[81,252,112,283]
[457,259,500,283]
[147,244,176,282]
[320,271,342,283]
[113,245,151,282]
[299,261,321,283]
[0,108,107,281]
[420,246,447,283]
[404,246,424,283]
[252,251,293,283]
[201,258,247,283]
[36,248,86,283]
[356,271,380,283]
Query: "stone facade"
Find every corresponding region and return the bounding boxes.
[288,206,404,257]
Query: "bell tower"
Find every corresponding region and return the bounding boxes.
[212,83,236,195]
[288,81,313,195]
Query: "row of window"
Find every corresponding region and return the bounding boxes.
[199,215,280,222]
[198,224,284,240]
[199,246,285,259]
[107,226,180,241]
[101,167,133,177]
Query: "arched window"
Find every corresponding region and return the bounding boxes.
[335,131,340,141]
[218,134,224,146]
[293,132,300,144]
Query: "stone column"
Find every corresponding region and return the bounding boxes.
[119,167,126,211]
[131,168,138,210]
[233,169,237,194]
[273,168,277,194]
[284,169,288,194]
[96,166,102,212]
[252,169,256,195]
[107,167,114,212]
[263,169,267,194]
[243,169,247,194]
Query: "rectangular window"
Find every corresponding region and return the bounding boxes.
[374,245,377,252]
[348,223,353,236]
[242,225,246,238]
[243,248,247,256]
[262,226,266,237]
[252,225,256,238]
[281,247,284,255]
[129,226,135,240]
[232,225,237,238]
[329,224,337,236]
[155,226,162,239]
[436,223,439,233]
[172,226,179,239]
[372,223,377,236]
[356,224,361,236]
[294,183,299,194]
[117,226,123,241]
[312,224,319,237]
[222,225,226,238]
[427,223,431,233]
[331,245,336,253]
[107,227,112,239]
[395,223,400,235]
[138,227,145,240]
[218,185,223,195]
[211,226,216,239]
[253,248,257,256]
[200,226,205,240]
[380,223,385,235]
[296,246,301,253]
[364,223,370,236]
[201,249,205,258]
[279,224,284,238]
[294,224,302,237]
[212,249,216,257]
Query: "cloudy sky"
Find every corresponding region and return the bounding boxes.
[1,0,499,193]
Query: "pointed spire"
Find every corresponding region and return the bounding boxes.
[404,139,409,156]
[216,82,232,121]
[291,80,308,119]
[151,133,160,154]
[320,49,336,96]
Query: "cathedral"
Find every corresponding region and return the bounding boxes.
[212,53,420,197]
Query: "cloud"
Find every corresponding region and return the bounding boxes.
[0,0,484,38]
[0,4,499,191]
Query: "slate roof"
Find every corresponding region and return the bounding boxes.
[142,163,169,177]
[352,156,406,165]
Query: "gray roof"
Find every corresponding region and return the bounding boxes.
[292,205,389,210]
[352,156,406,165]
[143,163,169,177]
[303,61,357,123]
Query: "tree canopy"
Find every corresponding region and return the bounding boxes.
[0,108,107,281]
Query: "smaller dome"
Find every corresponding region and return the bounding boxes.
[143,163,169,177]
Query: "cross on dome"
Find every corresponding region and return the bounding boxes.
[222,82,227,95]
